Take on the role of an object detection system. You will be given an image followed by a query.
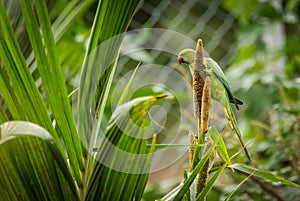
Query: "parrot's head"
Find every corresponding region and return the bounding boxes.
[177,49,195,65]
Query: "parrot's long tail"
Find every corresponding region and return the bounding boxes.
[225,104,252,162]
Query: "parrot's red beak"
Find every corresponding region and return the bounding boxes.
[178,56,183,64]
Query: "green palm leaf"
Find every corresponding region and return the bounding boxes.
[85,95,169,201]
[19,0,84,185]
[76,0,140,184]
[0,121,79,201]
[0,0,60,148]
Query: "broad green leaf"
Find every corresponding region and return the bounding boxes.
[196,164,227,200]
[0,121,79,201]
[85,95,168,201]
[229,163,300,188]
[20,0,84,185]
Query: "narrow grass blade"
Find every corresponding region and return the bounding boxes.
[117,62,141,107]
[224,173,253,201]
[229,163,300,188]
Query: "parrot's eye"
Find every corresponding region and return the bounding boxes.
[178,56,184,64]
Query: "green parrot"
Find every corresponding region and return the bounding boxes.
[178,48,251,162]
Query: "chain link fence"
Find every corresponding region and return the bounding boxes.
[130,0,238,66]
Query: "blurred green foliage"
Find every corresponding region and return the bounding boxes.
[220,0,300,200]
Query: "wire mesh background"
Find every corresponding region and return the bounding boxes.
[129,0,238,67]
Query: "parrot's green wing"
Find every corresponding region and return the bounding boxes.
[204,58,251,162]
[204,58,243,110]
[178,49,251,162]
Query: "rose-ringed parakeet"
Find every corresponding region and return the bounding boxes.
[178,49,251,162]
